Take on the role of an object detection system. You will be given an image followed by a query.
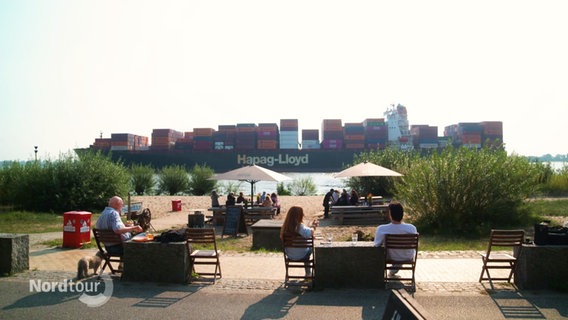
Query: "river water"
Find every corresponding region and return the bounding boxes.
[249,172,347,196]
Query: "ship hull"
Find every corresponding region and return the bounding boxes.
[76,148,361,173]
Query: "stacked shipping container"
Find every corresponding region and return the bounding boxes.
[301,129,320,149]
[92,118,503,153]
[321,119,343,149]
[151,129,183,151]
[344,122,365,150]
[110,133,149,151]
[363,118,387,150]
[193,128,214,151]
[215,125,236,150]
[174,132,193,150]
[411,125,438,149]
[236,123,257,150]
[257,123,279,150]
[480,121,503,148]
[280,119,299,149]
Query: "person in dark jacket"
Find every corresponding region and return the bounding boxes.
[322,189,334,219]
[336,189,349,206]
[226,192,236,206]
[349,190,360,206]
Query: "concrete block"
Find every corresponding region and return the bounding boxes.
[0,233,29,275]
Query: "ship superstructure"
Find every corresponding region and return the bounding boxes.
[384,104,413,150]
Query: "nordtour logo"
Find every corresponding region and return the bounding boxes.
[29,274,113,307]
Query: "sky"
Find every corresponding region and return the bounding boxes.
[1,0,567,161]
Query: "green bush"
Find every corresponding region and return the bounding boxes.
[217,181,243,195]
[130,164,155,195]
[0,151,129,212]
[395,147,539,235]
[288,177,317,196]
[277,182,291,195]
[347,148,417,197]
[538,164,568,197]
[157,165,190,195]
[188,164,216,195]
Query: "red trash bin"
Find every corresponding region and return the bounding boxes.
[172,200,182,212]
[62,211,92,248]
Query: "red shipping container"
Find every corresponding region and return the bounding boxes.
[63,211,92,248]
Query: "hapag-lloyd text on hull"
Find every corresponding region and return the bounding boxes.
[237,153,309,167]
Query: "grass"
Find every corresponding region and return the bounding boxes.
[0,211,65,233]
[523,199,568,217]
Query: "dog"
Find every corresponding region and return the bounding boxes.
[76,251,103,280]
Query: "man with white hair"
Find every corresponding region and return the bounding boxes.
[95,196,143,255]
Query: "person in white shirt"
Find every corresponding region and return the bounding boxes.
[373,202,418,276]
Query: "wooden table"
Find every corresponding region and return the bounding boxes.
[314,241,384,288]
[331,205,389,225]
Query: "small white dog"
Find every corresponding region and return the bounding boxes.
[76,251,103,280]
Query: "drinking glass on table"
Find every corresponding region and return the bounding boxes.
[326,235,333,245]
[351,233,358,245]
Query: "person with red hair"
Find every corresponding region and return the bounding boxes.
[280,206,319,276]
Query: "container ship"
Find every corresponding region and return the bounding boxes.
[75,104,503,172]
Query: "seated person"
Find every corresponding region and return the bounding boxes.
[226,192,236,206]
[95,196,143,255]
[236,192,246,204]
[373,202,418,276]
[349,190,359,206]
[280,206,319,277]
[261,194,273,207]
[271,192,281,214]
[336,189,349,206]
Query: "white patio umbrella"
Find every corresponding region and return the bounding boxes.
[211,164,292,204]
[334,161,403,178]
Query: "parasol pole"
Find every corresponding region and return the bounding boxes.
[250,180,255,207]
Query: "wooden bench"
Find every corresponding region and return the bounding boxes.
[207,206,277,226]
[331,205,389,225]
[243,207,277,224]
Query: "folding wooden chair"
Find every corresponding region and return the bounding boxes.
[92,228,124,277]
[185,228,222,283]
[282,233,315,288]
[479,229,525,288]
[384,233,419,292]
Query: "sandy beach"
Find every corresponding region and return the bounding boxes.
[127,195,378,241]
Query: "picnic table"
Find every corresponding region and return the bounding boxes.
[207,205,277,226]
[331,205,389,225]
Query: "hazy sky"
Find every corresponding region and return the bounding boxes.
[1,0,567,161]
